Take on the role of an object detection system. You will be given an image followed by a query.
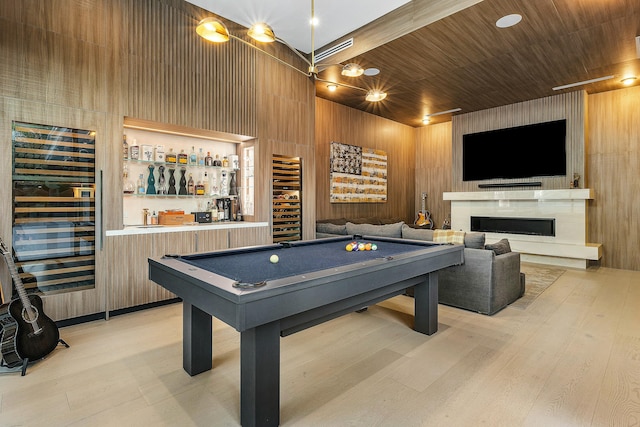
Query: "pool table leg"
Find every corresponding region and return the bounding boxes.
[413,272,439,335]
[241,321,280,427]
[183,302,212,376]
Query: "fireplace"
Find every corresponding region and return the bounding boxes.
[471,216,555,237]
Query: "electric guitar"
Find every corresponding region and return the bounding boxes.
[414,192,433,229]
[0,237,60,368]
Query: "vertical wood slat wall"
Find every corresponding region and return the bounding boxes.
[314,98,416,223]
[451,91,586,192]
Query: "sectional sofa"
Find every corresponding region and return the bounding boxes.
[316,218,524,315]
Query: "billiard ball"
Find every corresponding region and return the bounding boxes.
[270,254,279,264]
[371,244,377,251]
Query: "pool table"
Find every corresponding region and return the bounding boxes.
[148,235,463,427]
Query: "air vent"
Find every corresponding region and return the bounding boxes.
[314,38,354,63]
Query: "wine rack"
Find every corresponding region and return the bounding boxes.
[272,155,301,243]
[11,122,96,294]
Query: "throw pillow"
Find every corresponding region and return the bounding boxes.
[316,222,347,235]
[464,232,486,249]
[485,238,512,255]
[346,221,404,238]
[401,224,434,241]
[433,229,466,244]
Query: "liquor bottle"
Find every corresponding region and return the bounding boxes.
[123,135,129,159]
[122,163,135,194]
[146,164,156,195]
[203,171,210,195]
[220,170,228,196]
[187,173,195,195]
[198,148,205,166]
[178,149,188,165]
[195,180,205,196]
[205,151,213,166]
[189,146,197,165]
[222,156,229,168]
[211,203,218,222]
[129,139,139,160]
[211,171,219,196]
[137,174,145,194]
[166,148,177,164]
[213,154,222,167]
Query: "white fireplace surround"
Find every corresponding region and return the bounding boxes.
[443,189,602,269]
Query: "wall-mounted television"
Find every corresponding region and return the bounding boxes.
[462,119,567,181]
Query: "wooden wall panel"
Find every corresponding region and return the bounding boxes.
[255,47,316,240]
[452,91,586,192]
[415,121,453,228]
[587,86,640,271]
[315,97,416,223]
[0,0,316,318]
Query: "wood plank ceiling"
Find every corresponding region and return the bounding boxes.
[314,0,640,126]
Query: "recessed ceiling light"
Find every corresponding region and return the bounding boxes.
[621,76,637,86]
[327,84,337,92]
[496,14,522,28]
[364,68,380,76]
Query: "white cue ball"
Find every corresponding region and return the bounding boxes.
[270,254,279,264]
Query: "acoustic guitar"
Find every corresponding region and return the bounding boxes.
[414,192,433,229]
[0,237,60,369]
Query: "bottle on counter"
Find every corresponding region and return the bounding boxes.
[187,173,195,195]
[178,149,188,165]
[123,135,129,159]
[151,211,158,225]
[189,146,197,165]
[211,203,218,221]
[205,151,213,166]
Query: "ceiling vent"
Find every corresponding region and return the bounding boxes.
[314,38,354,63]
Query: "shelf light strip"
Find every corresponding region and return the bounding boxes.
[552,75,614,91]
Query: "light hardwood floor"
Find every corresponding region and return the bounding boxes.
[1,265,639,426]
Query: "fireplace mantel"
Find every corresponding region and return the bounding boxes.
[443,188,593,201]
[443,189,601,268]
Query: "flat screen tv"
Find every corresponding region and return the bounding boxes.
[462,119,567,181]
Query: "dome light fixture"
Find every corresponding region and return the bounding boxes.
[341,63,365,77]
[196,18,230,43]
[365,89,387,102]
[248,22,276,43]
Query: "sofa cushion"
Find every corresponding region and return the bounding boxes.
[316,222,347,235]
[433,229,466,244]
[464,232,486,249]
[401,224,434,241]
[485,238,512,255]
[346,221,404,238]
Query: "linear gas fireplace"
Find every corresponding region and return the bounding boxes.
[471,216,555,237]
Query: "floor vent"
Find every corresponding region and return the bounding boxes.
[314,38,354,63]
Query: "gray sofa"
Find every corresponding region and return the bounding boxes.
[316,219,524,315]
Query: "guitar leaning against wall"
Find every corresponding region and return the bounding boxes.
[0,236,67,375]
[414,192,434,229]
